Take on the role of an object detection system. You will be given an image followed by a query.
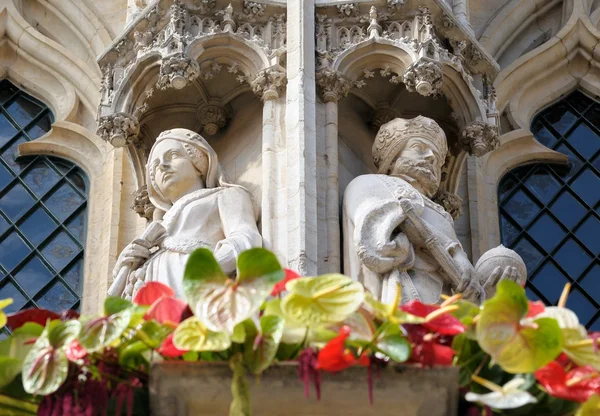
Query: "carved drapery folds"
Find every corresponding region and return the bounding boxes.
[403,58,443,97]
[97,113,140,148]
[131,185,155,220]
[460,121,500,157]
[156,54,201,90]
[249,67,286,101]
[316,69,350,103]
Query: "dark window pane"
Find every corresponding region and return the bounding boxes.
[1,136,29,174]
[566,91,592,114]
[44,183,85,222]
[0,82,18,104]
[554,239,592,279]
[571,169,600,207]
[585,105,600,126]
[532,122,558,148]
[523,167,561,204]
[529,262,569,304]
[565,289,597,327]
[14,256,54,297]
[0,183,34,221]
[513,237,545,273]
[7,96,42,128]
[554,144,584,180]
[500,214,520,246]
[18,208,56,246]
[0,233,30,272]
[67,171,86,193]
[36,281,77,312]
[527,214,565,253]
[0,113,18,147]
[579,264,600,302]
[41,231,79,272]
[590,318,600,332]
[544,104,578,135]
[22,161,61,198]
[0,215,9,236]
[0,162,13,192]
[567,123,600,159]
[550,191,587,228]
[575,216,600,256]
[66,211,86,242]
[502,190,540,227]
[26,114,52,140]
[0,282,27,313]
[62,259,83,295]
[498,174,518,203]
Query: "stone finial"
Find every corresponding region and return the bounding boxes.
[218,3,237,32]
[156,55,201,90]
[432,190,463,220]
[131,185,155,220]
[249,67,286,101]
[460,121,500,157]
[403,59,443,97]
[316,69,350,103]
[198,105,228,135]
[367,6,382,38]
[97,113,140,148]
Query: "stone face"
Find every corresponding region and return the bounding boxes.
[149,363,460,416]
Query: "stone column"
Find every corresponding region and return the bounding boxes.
[286,0,318,275]
[452,0,474,36]
[316,69,351,273]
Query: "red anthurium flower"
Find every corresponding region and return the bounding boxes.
[400,300,465,336]
[526,301,545,318]
[157,333,187,358]
[535,361,600,403]
[404,324,456,367]
[317,326,370,372]
[65,340,87,361]
[145,297,188,327]
[6,308,60,331]
[133,282,175,306]
[271,269,301,296]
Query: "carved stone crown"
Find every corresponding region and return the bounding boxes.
[372,116,448,174]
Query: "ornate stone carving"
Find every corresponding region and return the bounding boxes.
[337,3,359,19]
[243,1,265,21]
[156,54,201,90]
[403,59,443,97]
[131,185,155,221]
[249,67,286,101]
[371,108,397,131]
[190,0,216,14]
[387,0,407,11]
[217,3,237,32]
[316,14,331,53]
[198,105,228,135]
[316,69,350,103]
[109,128,262,300]
[96,113,140,148]
[460,121,500,157]
[343,116,526,305]
[432,190,463,220]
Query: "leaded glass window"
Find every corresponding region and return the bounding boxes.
[499,90,600,330]
[0,80,87,320]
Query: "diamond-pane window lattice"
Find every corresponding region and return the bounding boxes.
[0,80,87,334]
[499,90,600,330]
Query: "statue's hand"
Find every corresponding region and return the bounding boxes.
[454,255,485,303]
[113,241,152,275]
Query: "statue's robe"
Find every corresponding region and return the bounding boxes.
[143,186,262,297]
[343,174,461,304]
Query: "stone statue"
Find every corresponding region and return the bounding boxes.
[343,116,525,304]
[108,128,262,299]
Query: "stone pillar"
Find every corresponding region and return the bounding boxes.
[286,0,318,275]
[316,70,351,273]
[452,0,474,36]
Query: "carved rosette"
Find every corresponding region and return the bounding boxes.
[156,54,201,90]
[250,67,286,101]
[432,190,463,220]
[403,59,443,97]
[316,69,350,103]
[96,113,140,148]
[198,105,228,135]
[460,121,500,157]
[131,185,155,221]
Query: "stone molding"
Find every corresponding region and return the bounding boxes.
[131,185,155,221]
[249,67,287,101]
[96,113,141,148]
[316,69,351,102]
[403,58,443,97]
[156,54,201,90]
[460,121,500,157]
[198,105,228,135]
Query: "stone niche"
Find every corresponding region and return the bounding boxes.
[149,363,459,416]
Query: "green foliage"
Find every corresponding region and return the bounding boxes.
[78,308,132,352]
[173,317,231,352]
[243,316,284,375]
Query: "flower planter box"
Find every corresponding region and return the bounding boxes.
[149,362,459,416]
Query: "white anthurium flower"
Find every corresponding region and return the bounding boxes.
[465,377,537,410]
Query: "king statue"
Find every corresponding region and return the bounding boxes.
[343,116,525,305]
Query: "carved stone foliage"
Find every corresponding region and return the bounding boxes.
[96,113,140,148]
[403,59,443,97]
[131,185,155,221]
[198,105,228,135]
[387,0,407,11]
[248,67,286,101]
[432,190,463,220]
[156,54,201,90]
[316,69,350,103]
[460,121,500,157]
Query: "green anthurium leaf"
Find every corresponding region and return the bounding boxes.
[104,297,133,316]
[0,393,38,415]
[182,351,199,362]
[172,317,231,352]
[328,309,376,341]
[451,299,481,326]
[562,328,600,370]
[118,341,150,368]
[363,293,425,325]
[78,308,132,353]
[376,332,411,363]
[232,323,246,344]
[183,249,281,334]
[136,320,172,349]
[21,327,68,395]
[281,274,365,327]
[244,315,284,375]
[0,357,22,390]
[48,320,81,349]
[577,394,600,416]
[0,323,43,360]
[476,281,562,374]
